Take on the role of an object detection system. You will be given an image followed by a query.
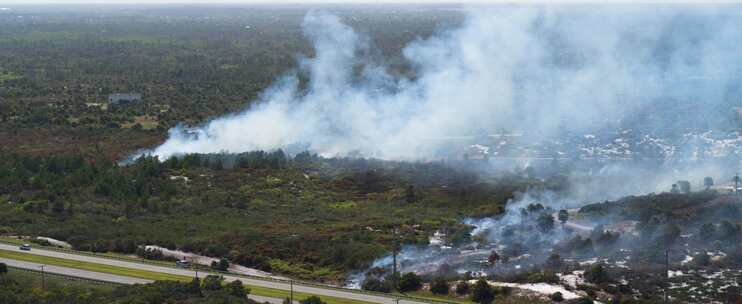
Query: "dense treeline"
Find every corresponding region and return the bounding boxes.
[163,150,298,170]
[0,151,536,281]
[0,154,175,219]
[0,4,528,284]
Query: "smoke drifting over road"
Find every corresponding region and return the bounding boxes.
[149,5,742,161]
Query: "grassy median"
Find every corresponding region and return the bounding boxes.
[5,266,118,292]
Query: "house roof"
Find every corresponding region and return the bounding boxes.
[109,93,141,100]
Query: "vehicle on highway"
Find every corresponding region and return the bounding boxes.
[19,244,31,251]
[176,260,190,268]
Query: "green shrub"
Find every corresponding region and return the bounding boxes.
[455,281,470,295]
[361,277,392,293]
[398,272,422,293]
[471,278,494,304]
[430,277,450,295]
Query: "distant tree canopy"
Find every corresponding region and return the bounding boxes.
[164,150,292,170]
[585,263,611,284]
[677,180,692,193]
[537,212,555,233]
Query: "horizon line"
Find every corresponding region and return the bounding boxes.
[4,0,742,6]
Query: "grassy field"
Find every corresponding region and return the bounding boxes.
[0,249,377,304]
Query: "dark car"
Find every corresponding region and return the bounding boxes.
[19,244,31,251]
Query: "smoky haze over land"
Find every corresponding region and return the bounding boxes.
[149,5,742,161]
[138,4,742,288]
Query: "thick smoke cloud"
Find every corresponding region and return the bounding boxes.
[149,5,742,160]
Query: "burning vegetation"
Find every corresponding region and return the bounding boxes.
[352,166,742,303]
[2,3,742,304]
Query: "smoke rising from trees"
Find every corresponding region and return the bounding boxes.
[148,5,742,161]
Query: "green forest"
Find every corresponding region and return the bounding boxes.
[0,5,526,283]
[3,4,740,304]
[0,150,547,282]
[0,5,461,160]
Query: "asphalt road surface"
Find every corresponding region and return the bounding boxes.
[0,257,151,285]
[1,256,291,304]
[0,243,431,304]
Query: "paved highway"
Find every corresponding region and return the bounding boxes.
[1,256,291,303]
[0,243,432,304]
[0,257,151,285]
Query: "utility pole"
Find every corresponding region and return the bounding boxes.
[391,228,400,292]
[193,257,199,278]
[290,279,293,304]
[392,246,397,276]
[665,248,670,303]
[40,265,45,290]
[392,228,400,276]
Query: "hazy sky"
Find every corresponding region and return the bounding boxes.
[0,0,492,4]
[2,0,739,5]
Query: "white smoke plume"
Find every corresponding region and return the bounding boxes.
[149,5,742,160]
